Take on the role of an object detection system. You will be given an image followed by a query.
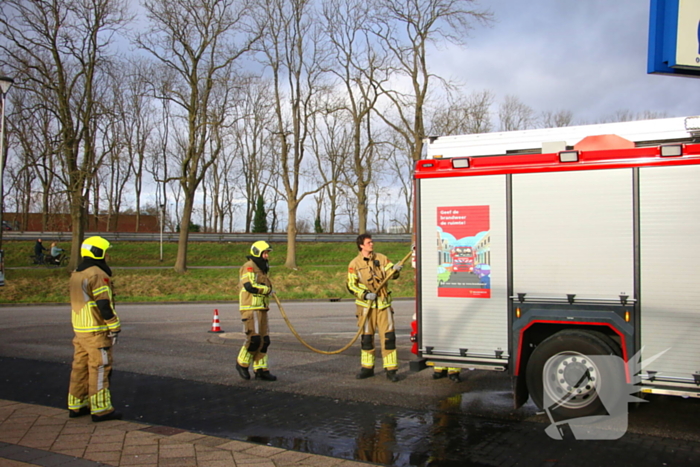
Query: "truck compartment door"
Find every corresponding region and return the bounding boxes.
[640,165,700,382]
[512,169,634,299]
[417,175,508,360]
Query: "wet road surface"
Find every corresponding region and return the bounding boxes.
[1,302,700,466]
[2,356,700,467]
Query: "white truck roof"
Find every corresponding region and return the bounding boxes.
[425,116,697,158]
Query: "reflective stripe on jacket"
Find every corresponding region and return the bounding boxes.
[347,252,397,310]
[70,266,120,334]
[239,260,272,311]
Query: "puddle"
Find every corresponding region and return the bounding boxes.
[233,393,518,466]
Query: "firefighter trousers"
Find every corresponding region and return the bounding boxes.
[356,305,397,370]
[68,333,115,416]
[237,309,271,371]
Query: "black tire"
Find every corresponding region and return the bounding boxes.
[526,329,625,420]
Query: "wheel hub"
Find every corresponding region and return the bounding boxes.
[544,352,599,408]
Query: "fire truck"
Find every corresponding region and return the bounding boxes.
[450,246,475,273]
[412,116,700,418]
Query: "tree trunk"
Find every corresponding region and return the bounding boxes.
[284,208,298,270]
[67,195,85,271]
[174,192,194,273]
[357,185,368,234]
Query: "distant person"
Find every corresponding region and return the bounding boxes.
[34,238,47,264]
[67,236,122,422]
[50,242,65,265]
[347,233,402,382]
[235,241,277,381]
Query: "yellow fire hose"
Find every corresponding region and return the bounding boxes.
[273,248,414,355]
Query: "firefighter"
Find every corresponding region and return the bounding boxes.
[235,240,277,381]
[433,367,461,382]
[347,233,402,382]
[67,236,122,422]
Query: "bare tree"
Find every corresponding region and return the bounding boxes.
[4,93,40,228]
[0,0,131,269]
[369,177,392,233]
[429,89,494,136]
[371,0,492,162]
[6,91,61,230]
[499,94,536,131]
[97,112,132,231]
[234,76,278,232]
[540,109,574,128]
[255,0,331,269]
[145,80,176,232]
[204,147,237,232]
[323,0,390,234]
[202,113,242,233]
[384,137,412,232]
[135,0,260,272]
[595,109,668,124]
[118,61,156,231]
[309,97,352,234]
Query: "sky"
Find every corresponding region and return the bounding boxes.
[432,0,700,126]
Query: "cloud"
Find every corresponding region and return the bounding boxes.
[430,0,700,125]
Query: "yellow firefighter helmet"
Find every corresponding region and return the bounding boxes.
[81,236,111,260]
[250,240,272,258]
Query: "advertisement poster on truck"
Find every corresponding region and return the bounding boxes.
[437,205,490,298]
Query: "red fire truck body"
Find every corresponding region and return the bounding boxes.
[413,117,700,416]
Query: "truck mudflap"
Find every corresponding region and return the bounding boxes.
[513,373,529,409]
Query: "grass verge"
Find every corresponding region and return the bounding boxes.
[1,240,415,304]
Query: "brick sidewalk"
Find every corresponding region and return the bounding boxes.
[0,400,374,467]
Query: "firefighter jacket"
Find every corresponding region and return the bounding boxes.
[70,265,120,334]
[347,252,399,310]
[239,258,272,311]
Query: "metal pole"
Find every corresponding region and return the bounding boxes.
[159,204,164,262]
[0,76,15,286]
[0,89,5,250]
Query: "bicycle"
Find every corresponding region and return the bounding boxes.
[28,254,48,266]
[28,254,69,267]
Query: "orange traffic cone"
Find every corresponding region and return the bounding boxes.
[208,309,224,333]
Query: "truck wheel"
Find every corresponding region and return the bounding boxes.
[526,329,624,419]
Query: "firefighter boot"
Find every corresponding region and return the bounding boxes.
[254,369,277,381]
[92,411,123,423]
[235,363,251,380]
[356,367,375,379]
[386,369,399,382]
[433,369,448,380]
[448,372,461,383]
[68,407,90,418]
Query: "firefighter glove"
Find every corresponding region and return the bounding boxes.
[364,292,377,301]
[108,331,120,346]
[392,263,403,272]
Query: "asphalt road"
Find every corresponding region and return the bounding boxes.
[0,299,509,412]
[1,300,700,466]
